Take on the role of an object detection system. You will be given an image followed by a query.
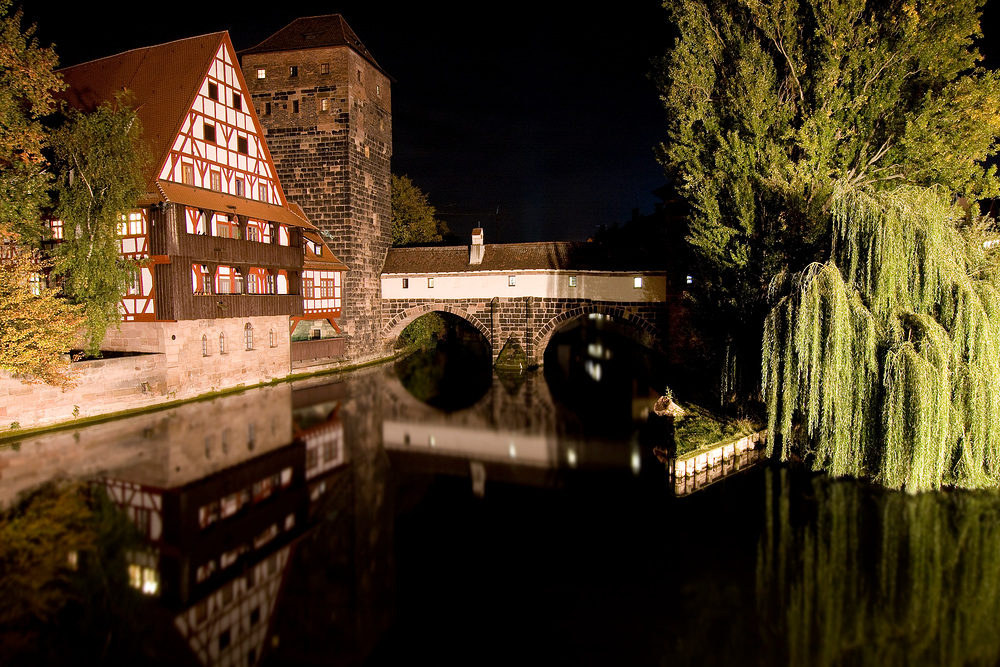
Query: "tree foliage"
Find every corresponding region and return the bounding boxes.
[391,174,449,246]
[0,0,61,242]
[51,96,146,356]
[764,186,1000,491]
[0,245,84,386]
[656,0,1000,400]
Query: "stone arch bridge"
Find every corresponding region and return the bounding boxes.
[378,236,681,365]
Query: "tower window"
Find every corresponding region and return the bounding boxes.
[633,277,643,289]
[256,67,266,79]
[245,323,254,351]
[320,98,330,112]
[569,276,577,287]
[219,332,226,354]
[321,63,329,75]
[508,275,516,287]
[292,100,299,114]
[264,102,271,115]
[289,65,298,77]
[402,278,409,289]
[427,277,435,288]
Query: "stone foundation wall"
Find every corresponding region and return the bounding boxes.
[3,315,293,431]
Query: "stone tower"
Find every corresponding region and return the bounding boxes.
[240,16,392,360]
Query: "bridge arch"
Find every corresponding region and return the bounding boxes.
[532,304,664,365]
[382,303,491,349]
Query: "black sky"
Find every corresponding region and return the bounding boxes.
[26,1,672,244]
[24,2,1000,244]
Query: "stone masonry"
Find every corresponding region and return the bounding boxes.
[240,17,392,361]
[381,297,670,365]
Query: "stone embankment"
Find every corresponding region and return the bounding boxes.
[670,430,766,496]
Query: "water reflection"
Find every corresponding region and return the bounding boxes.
[757,469,1000,666]
[8,345,1000,664]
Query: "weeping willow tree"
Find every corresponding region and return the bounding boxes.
[757,468,1000,665]
[763,186,1000,490]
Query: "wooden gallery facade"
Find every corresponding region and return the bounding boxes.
[56,31,347,396]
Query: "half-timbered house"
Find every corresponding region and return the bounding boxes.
[55,31,347,393]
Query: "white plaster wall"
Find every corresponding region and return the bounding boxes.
[381,271,667,302]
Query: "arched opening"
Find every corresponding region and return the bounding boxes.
[394,311,492,410]
[542,311,670,435]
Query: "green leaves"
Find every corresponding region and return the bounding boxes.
[390,174,449,247]
[51,95,146,356]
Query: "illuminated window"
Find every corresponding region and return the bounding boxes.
[289,65,298,77]
[237,136,248,155]
[245,323,253,350]
[427,277,435,288]
[633,276,643,289]
[203,123,216,143]
[321,63,329,75]
[376,84,381,95]
[402,278,409,289]
[686,275,694,284]
[569,275,577,287]
[207,82,218,101]
[181,163,194,185]
[508,275,516,287]
[256,67,266,79]
[232,92,242,110]
[320,98,330,111]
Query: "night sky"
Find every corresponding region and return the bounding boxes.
[23,1,1000,244]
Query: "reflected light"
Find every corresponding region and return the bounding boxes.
[509,441,517,458]
[567,447,577,467]
[585,360,602,382]
[429,435,436,448]
[630,446,641,476]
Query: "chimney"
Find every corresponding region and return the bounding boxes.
[470,227,484,265]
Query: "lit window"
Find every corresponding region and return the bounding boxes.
[256,67,266,79]
[569,275,577,287]
[686,275,694,284]
[633,276,643,289]
[321,98,330,111]
[289,65,298,77]
[321,63,329,75]
[232,92,242,110]
[237,136,248,155]
[427,277,434,288]
[508,275,516,287]
[376,84,381,95]
[245,323,253,350]
[402,278,409,289]
[207,82,218,101]
[203,123,216,143]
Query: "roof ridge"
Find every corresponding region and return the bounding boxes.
[57,32,227,70]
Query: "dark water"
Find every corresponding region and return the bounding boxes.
[3,327,1000,666]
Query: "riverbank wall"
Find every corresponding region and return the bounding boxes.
[671,430,766,496]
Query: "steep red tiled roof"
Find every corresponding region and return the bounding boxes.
[239,15,388,76]
[57,33,229,189]
[382,242,667,274]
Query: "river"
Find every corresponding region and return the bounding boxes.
[2,324,1000,666]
